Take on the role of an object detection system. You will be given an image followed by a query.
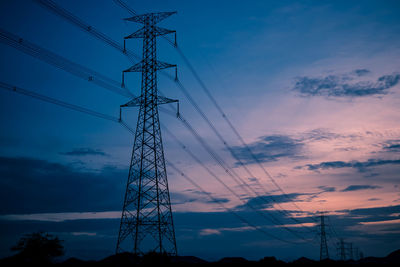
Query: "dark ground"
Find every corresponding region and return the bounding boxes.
[1,249,399,266]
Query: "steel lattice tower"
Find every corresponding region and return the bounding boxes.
[337,238,346,261]
[319,212,329,260]
[116,11,178,256]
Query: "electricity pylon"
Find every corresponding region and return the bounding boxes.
[319,212,329,260]
[337,238,346,261]
[116,11,178,256]
[349,242,354,260]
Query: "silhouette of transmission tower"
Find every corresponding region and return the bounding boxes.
[116,11,178,256]
[319,212,329,260]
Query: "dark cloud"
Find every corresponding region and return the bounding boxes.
[341,185,382,192]
[235,193,305,211]
[318,186,336,192]
[382,140,400,153]
[206,197,230,204]
[368,198,381,201]
[339,204,400,221]
[177,190,230,205]
[299,158,400,172]
[230,135,303,165]
[60,148,108,156]
[299,129,342,142]
[0,156,126,214]
[170,192,198,205]
[352,69,371,76]
[293,70,400,97]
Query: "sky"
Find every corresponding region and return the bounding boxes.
[0,0,400,262]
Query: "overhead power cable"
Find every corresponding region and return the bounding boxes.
[110,0,315,224]
[1,79,311,242]
[166,160,297,244]
[175,47,316,221]
[160,74,315,230]
[0,81,126,126]
[34,0,140,62]
[2,80,297,245]
[0,28,133,98]
[161,123,315,239]
[34,0,316,228]
[326,215,341,242]
[113,0,137,15]
[160,108,316,239]
[174,76,315,227]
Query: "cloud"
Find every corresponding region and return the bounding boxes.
[206,197,230,204]
[299,128,343,142]
[230,135,303,165]
[341,185,382,192]
[0,156,126,214]
[171,191,230,205]
[292,70,400,97]
[235,193,304,211]
[0,211,121,222]
[317,186,336,192]
[339,205,400,221]
[60,148,108,156]
[229,129,365,166]
[382,140,400,153]
[352,69,371,76]
[299,158,400,172]
[368,198,381,201]
[199,226,254,236]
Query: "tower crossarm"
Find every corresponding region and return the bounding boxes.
[124,60,176,73]
[121,95,178,107]
[124,11,177,25]
[125,26,175,39]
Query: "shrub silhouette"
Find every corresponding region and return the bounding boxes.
[11,231,64,263]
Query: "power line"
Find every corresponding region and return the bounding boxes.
[1,80,298,245]
[174,77,316,226]
[161,124,311,237]
[0,28,133,98]
[113,0,137,16]
[166,160,298,244]
[159,79,315,231]
[110,0,315,224]
[160,111,315,241]
[173,47,317,222]
[34,0,140,62]
[34,0,315,229]
[0,81,122,124]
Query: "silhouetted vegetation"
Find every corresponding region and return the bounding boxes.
[9,232,64,264]
[1,247,400,266]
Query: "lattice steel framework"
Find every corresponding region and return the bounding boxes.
[116,11,178,256]
[319,212,329,260]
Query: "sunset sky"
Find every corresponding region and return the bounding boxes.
[0,0,399,261]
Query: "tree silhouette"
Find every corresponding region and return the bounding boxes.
[11,232,64,263]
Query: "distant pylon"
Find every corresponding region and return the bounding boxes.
[337,238,346,261]
[116,11,178,256]
[354,247,359,261]
[319,212,329,260]
[349,242,354,260]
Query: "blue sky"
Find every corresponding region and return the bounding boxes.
[1,0,400,262]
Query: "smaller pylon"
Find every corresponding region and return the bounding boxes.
[337,238,346,261]
[349,242,354,260]
[354,247,359,261]
[319,212,329,260]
